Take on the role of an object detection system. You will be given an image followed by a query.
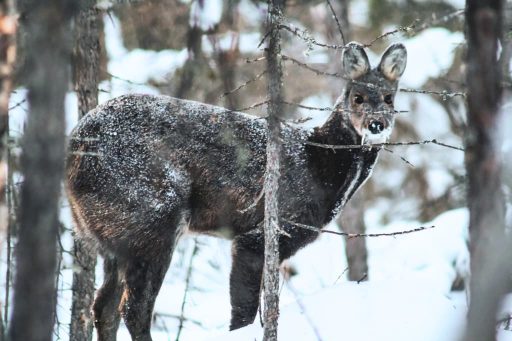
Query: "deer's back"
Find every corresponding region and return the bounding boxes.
[67,95,288,251]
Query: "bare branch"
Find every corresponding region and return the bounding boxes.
[232,100,269,112]
[245,56,266,64]
[362,21,418,47]
[282,218,436,239]
[283,275,324,341]
[304,138,465,152]
[220,70,267,99]
[175,239,199,341]
[383,147,415,168]
[8,99,26,111]
[325,0,345,45]
[279,24,344,50]
[399,87,466,99]
[415,9,465,33]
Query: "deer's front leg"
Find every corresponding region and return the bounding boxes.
[229,231,264,330]
[228,223,319,330]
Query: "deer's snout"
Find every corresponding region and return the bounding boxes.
[360,113,393,144]
[368,120,385,134]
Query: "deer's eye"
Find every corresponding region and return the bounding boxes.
[384,94,393,104]
[354,94,364,104]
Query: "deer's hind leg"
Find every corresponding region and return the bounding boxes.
[117,176,187,340]
[92,256,124,341]
[120,251,173,341]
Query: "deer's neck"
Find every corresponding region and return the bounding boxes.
[304,110,378,225]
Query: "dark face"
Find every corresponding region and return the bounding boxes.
[341,42,407,144]
[345,71,398,144]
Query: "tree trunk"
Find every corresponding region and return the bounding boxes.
[0,2,16,338]
[0,0,16,238]
[69,2,100,340]
[8,1,77,340]
[263,1,285,340]
[340,193,368,282]
[463,1,507,340]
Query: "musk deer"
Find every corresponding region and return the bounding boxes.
[66,42,407,340]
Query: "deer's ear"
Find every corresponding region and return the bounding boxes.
[343,42,370,80]
[378,43,407,81]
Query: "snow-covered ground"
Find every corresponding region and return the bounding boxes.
[4,1,512,340]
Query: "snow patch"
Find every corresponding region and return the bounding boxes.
[398,28,464,88]
[104,14,188,85]
[189,0,223,31]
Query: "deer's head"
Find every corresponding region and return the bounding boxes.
[341,42,407,144]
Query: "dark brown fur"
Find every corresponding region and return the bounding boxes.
[66,42,407,340]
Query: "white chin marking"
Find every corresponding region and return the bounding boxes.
[362,127,392,144]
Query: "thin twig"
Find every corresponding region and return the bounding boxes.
[258,30,272,49]
[304,139,464,152]
[333,267,350,285]
[399,87,466,99]
[281,100,332,111]
[107,72,147,86]
[283,218,436,239]
[220,70,267,99]
[279,24,344,50]
[284,276,324,341]
[8,98,27,111]
[362,21,418,47]
[245,56,266,64]
[238,189,264,214]
[175,239,200,341]
[282,54,341,77]
[383,147,415,168]
[325,0,345,45]
[416,9,465,33]
[153,312,203,328]
[232,100,269,112]
[280,101,408,115]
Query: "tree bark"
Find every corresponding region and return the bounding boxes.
[0,0,16,228]
[69,2,100,340]
[263,1,285,340]
[463,1,507,340]
[340,193,368,282]
[8,1,77,340]
[0,2,16,338]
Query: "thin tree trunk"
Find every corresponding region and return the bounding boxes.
[340,193,368,282]
[0,2,16,339]
[69,2,100,340]
[463,1,507,340]
[9,1,77,340]
[263,1,285,340]
[0,0,15,236]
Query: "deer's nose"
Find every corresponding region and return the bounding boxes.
[368,120,384,134]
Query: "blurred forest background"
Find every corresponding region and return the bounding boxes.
[1,0,512,340]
